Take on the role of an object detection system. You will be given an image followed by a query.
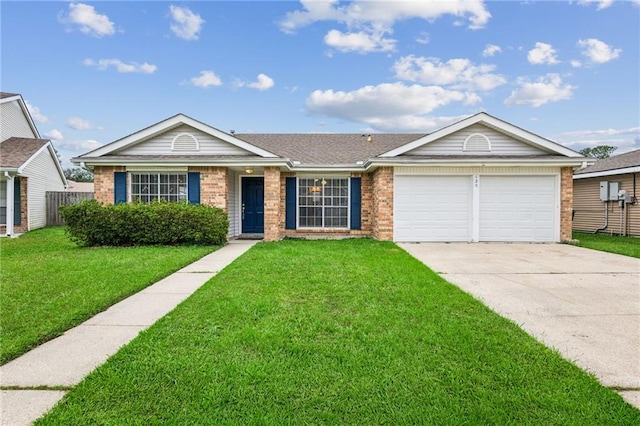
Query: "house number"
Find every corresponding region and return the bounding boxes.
[474,175,479,188]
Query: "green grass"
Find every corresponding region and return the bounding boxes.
[39,239,638,424]
[0,227,216,364]
[572,232,640,258]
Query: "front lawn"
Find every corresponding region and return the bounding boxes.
[0,227,216,364]
[572,232,640,258]
[39,239,638,424]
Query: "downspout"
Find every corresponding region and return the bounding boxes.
[593,201,609,234]
[4,172,14,236]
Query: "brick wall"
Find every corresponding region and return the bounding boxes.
[190,166,228,211]
[264,167,281,241]
[93,166,126,204]
[560,166,573,242]
[372,167,394,241]
[15,177,28,233]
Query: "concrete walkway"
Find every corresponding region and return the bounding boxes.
[0,239,257,426]
[400,243,640,409]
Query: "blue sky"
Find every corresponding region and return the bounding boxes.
[2,0,639,168]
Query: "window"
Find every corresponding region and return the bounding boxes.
[130,173,187,203]
[298,177,349,228]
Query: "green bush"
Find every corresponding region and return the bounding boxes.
[60,200,228,247]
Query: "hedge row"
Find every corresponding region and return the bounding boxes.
[60,200,228,247]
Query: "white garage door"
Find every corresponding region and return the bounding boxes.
[395,175,471,242]
[479,175,555,242]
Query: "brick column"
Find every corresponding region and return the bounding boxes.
[193,167,228,211]
[372,167,394,241]
[264,167,281,241]
[15,177,28,233]
[93,166,126,204]
[560,166,573,242]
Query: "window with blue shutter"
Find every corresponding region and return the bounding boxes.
[285,177,296,229]
[350,177,361,230]
[114,172,126,204]
[187,172,200,204]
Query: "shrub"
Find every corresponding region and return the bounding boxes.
[60,200,228,247]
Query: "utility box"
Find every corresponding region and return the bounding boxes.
[599,181,621,201]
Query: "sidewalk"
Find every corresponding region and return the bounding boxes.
[0,239,258,426]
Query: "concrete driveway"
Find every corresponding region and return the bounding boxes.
[399,243,640,409]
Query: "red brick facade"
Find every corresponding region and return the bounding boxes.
[92,165,576,243]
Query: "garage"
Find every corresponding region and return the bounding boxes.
[394,174,558,242]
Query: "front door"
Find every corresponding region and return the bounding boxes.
[242,177,264,233]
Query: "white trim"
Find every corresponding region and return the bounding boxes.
[573,166,640,179]
[472,174,480,242]
[295,175,351,230]
[379,112,583,158]
[17,141,67,186]
[126,166,188,172]
[80,114,278,158]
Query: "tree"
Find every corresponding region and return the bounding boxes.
[579,145,617,159]
[64,167,94,182]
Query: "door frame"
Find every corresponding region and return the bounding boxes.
[240,175,265,234]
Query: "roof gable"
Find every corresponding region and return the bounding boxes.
[380,112,583,158]
[81,114,279,159]
[0,93,41,140]
[0,137,67,183]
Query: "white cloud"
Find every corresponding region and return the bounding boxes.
[504,73,575,107]
[482,44,502,57]
[55,139,103,151]
[235,73,275,91]
[189,70,223,88]
[44,129,64,140]
[562,127,640,137]
[571,60,582,68]
[66,116,94,130]
[83,58,157,74]
[577,38,621,64]
[25,101,49,124]
[61,3,115,37]
[416,31,429,45]
[324,29,395,53]
[280,0,491,33]
[169,5,204,40]
[527,42,559,65]
[576,0,614,10]
[280,0,490,54]
[556,125,640,154]
[393,55,506,91]
[306,82,477,131]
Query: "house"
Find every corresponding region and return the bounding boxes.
[573,149,639,236]
[73,112,587,243]
[0,92,67,235]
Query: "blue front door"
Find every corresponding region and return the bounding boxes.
[242,177,264,233]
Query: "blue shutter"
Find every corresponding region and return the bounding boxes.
[114,172,126,204]
[350,177,361,230]
[285,177,296,229]
[188,172,200,204]
[13,178,21,225]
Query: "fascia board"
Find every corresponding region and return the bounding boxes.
[573,166,640,179]
[80,114,279,159]
[379,112,583,158]
[367,157,587,168]
[73,156,289,167]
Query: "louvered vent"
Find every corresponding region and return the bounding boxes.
[171,133,199,151]
[463,133,491,152]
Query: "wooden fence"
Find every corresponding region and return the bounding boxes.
[46,191,94,226]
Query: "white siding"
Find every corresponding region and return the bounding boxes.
[395,166,561,175]
[228,170,239,237]
[22,149,66,230]
[405,124,548,156]
[118,125,252,156]
[1,101,37,142]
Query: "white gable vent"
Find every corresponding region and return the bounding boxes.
[171,133,199,151]
[463,133,491,152]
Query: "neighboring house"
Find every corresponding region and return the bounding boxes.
[573,149,639,236]
[66,180,95,192]
[74,112,587,243]
[0,92,67,235]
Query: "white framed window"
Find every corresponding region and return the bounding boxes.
[298,177,349,228]
[129,172,187,203]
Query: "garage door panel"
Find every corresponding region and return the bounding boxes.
[480,175,555,242]
[395,175,471,242]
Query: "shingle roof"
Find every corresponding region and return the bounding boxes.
[235,133,426,164]
[0,92,20,99]
[0,137,49,168]
[574,149,640,175]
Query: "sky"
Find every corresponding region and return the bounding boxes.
[2,0,639,168]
